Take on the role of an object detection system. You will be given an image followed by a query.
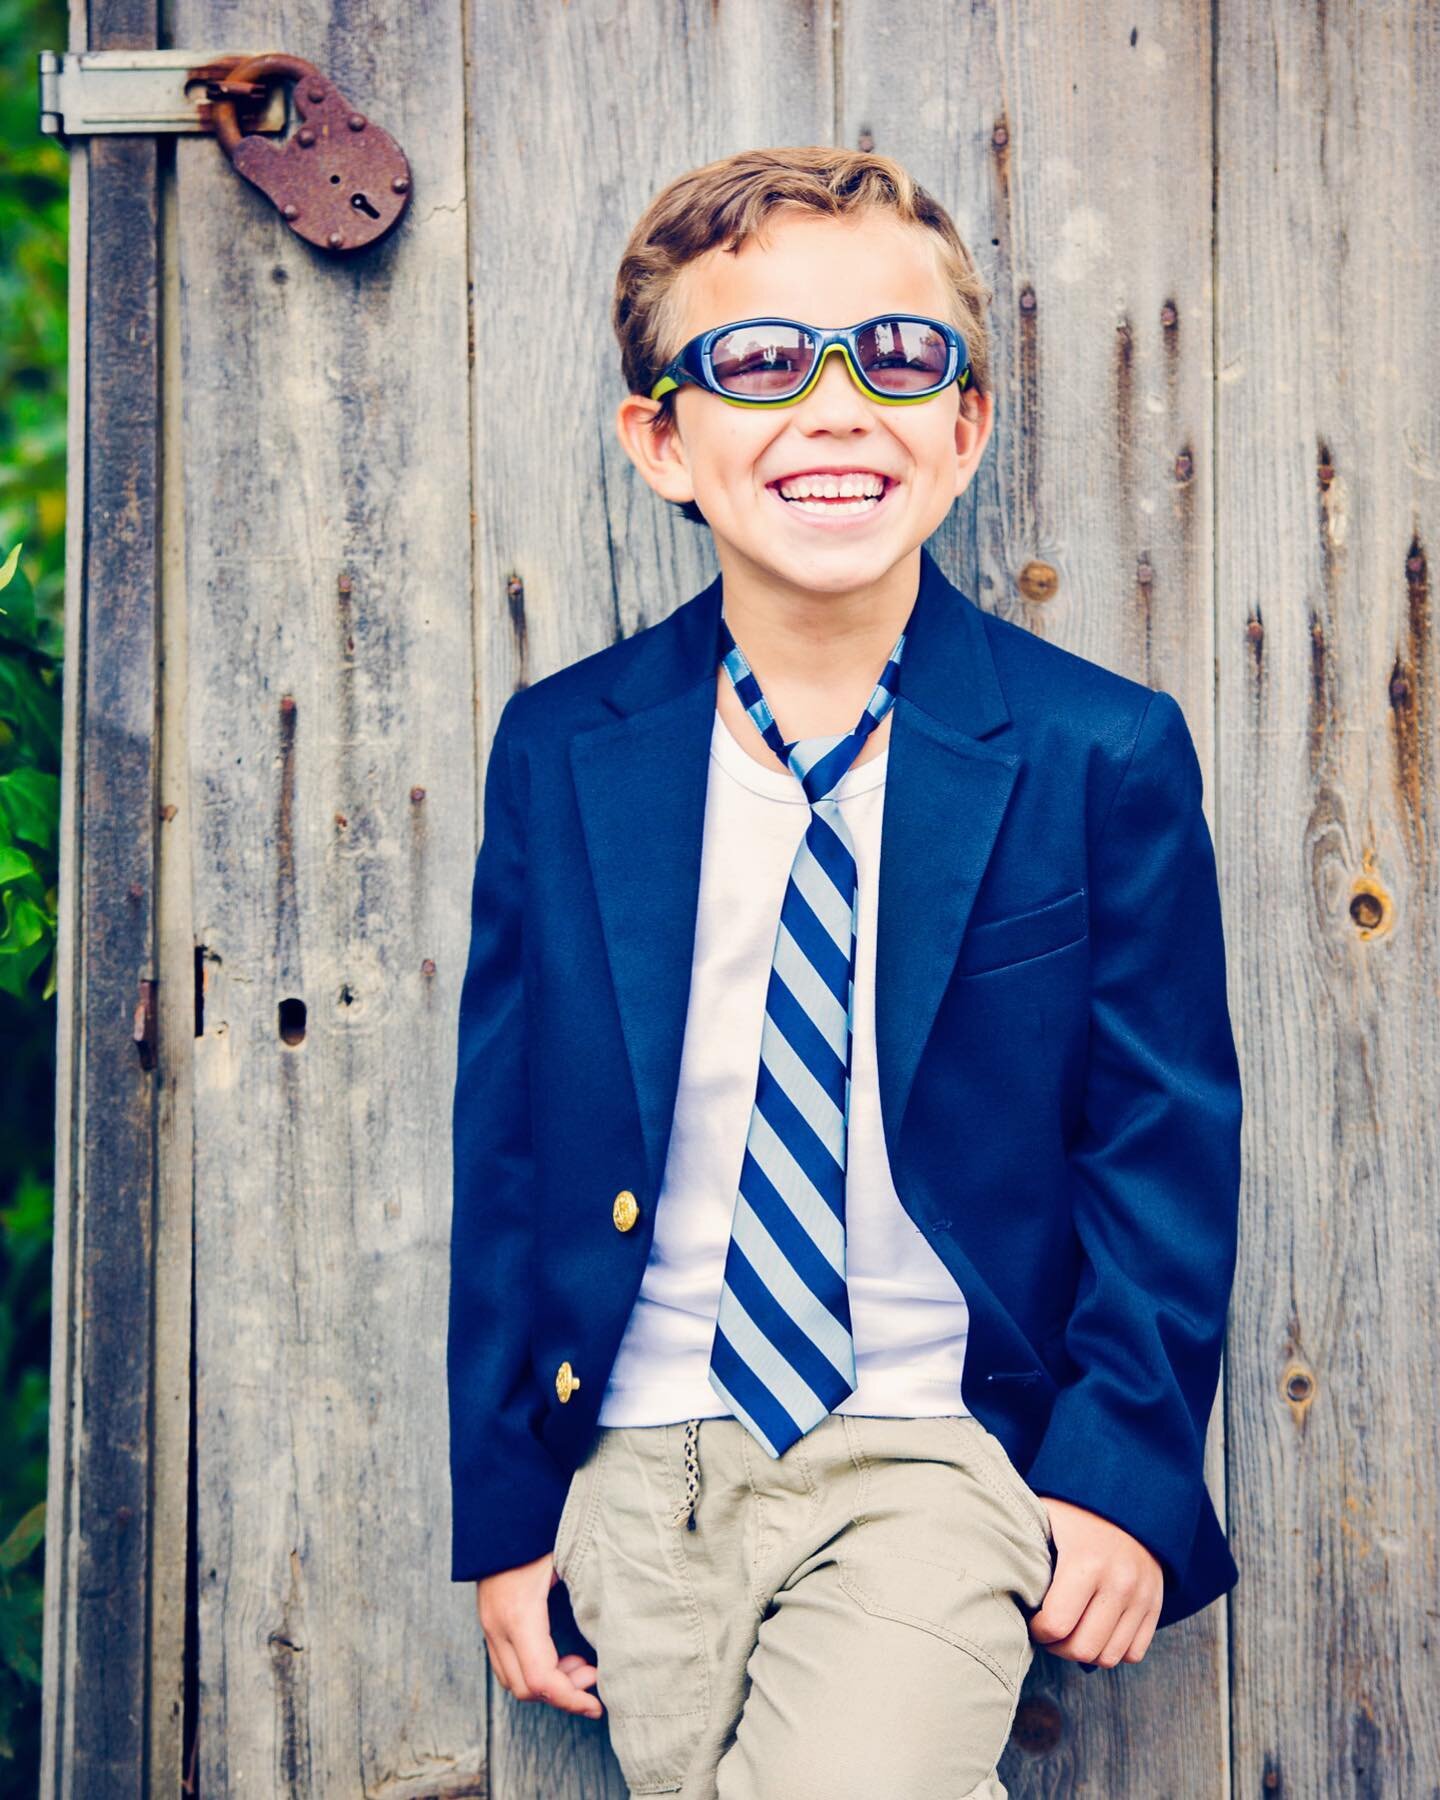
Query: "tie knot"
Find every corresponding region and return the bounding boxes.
[786,731,867,803]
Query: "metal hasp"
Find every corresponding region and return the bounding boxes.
[36,47,288,136]
[205,52,411,253]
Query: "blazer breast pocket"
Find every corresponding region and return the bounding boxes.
[956,885,1088,978]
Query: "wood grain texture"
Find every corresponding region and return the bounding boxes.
[149,139,203,1799]
[842,3,1229,1793]
[1217,3,1440,1795]
[170,0,480,1789]
[41,41,166,1789]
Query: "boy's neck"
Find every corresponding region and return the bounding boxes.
[713,545,920,766]
[716,545,921,692]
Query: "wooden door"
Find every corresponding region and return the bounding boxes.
[43,1,1440,1794]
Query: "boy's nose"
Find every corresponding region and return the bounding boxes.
[798,343,874,411]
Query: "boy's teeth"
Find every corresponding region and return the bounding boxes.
[776,473,887,500]
[782,494,883,514]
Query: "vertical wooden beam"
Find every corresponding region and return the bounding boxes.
[170,0,480,1790]
[41,2,164,1794]
[1218,1,1440,1790]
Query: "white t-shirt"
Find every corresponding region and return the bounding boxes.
[596,708,973,1426]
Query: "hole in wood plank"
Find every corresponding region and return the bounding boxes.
[279,996,307,1045]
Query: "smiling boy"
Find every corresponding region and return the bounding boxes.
[448,147,1242,1799]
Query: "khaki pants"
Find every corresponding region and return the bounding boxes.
[552,1411,1057,1799]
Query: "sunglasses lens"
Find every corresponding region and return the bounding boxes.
[709,323,816,397]
[705,317,953,399]
[856,316,954,393]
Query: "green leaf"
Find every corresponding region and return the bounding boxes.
[0,890,48,958]
[0,844,33,885]
[0,769,56,849]
[0,1502,43,1573]
[0,543,20,593]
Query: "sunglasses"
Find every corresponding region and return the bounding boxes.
[649,312,971,408]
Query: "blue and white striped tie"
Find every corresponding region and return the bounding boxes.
[707,612,907,1458]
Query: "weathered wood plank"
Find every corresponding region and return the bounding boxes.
[468,0,842,696]
[1217,2,1440,1793]
[170,0,480,1788]
[843,2,1229,1792]
[42,0,167,1782]
[465,1,836,1789]
[151,138,204,1799]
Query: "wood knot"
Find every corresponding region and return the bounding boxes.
[1017,559,1059,603]
[1283,1362,1316,1422]
[1010,1695,1064,1755]
[1348,870,1391,939]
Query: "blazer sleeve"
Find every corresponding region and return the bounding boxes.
[447,692,570,1582]
[1023,687,1243,1591]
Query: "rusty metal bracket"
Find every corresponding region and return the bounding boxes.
[36,49,288,137]
[200,52,411,253]
[132,978,157,1072]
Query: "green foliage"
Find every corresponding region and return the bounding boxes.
[0,546,60,1003]
[0,1145,51,1744]
[0,0,69,1786]
[0,1495,46,1769]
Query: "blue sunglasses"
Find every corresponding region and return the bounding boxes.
[649,312,971,409]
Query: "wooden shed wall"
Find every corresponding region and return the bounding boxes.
[42,0,1439,1794]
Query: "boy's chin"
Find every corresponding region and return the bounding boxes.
[722,527,913,591]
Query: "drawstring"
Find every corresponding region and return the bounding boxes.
[670,1417,701,1530]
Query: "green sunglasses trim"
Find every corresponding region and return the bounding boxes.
[649,313,972,409]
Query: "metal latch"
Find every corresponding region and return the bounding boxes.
[37,48,412,254]
[37,49,288,136]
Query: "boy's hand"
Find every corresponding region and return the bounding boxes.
[476,1556,604,1719]
[1026,1497,1164,1669]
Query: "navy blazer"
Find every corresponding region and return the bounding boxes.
[448,543,1243,1628]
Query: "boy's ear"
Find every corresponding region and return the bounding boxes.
[953,385,995,499]
[614,393,697,506]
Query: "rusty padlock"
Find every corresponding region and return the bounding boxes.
[203,52,411,252]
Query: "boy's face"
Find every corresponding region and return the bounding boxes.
[615,209,993,601]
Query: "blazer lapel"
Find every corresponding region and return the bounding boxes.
[569,547,1018,1199]
[569,575,725,1197]
[873,549,1019,1163]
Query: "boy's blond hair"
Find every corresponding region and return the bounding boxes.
[612,146,994,525]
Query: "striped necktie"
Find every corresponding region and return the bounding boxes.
[707,612,908,1458]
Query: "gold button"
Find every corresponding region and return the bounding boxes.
[612,1188,640,1232]
[555,1360,581,1404]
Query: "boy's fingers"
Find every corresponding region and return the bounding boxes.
[1040,1583,1127,1665]
[1122,1608,1159,1663]
[485,1618,547,1704]
[512,1618,604,1717]
[1094,1604,1147,1668]
[1028,1569,1085,1644]
[485,1630,527,1701]
[558,1652,600,1692]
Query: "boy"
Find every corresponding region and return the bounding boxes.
[448,147,1242,1798]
